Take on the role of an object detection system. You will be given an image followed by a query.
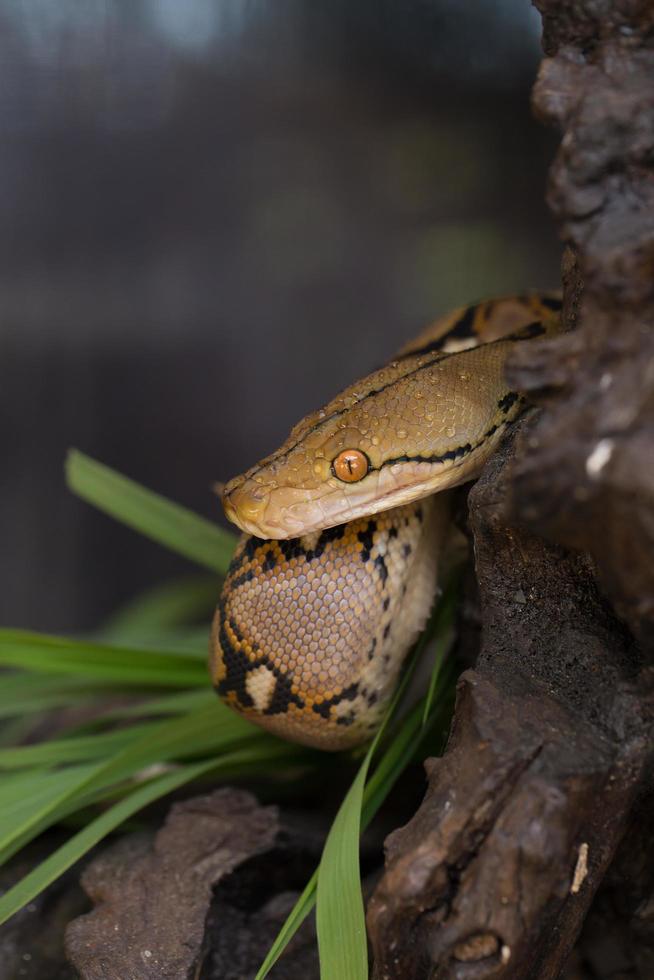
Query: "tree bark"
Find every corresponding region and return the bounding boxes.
[367,3,654,977]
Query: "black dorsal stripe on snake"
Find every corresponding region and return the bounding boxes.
[210,293,561,750]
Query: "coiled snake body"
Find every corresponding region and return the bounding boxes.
[210,294,561,749]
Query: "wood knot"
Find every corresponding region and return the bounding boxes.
[452,933,500,962]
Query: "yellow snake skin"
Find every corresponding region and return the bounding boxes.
[210,293,561,750]
[211,496,450,749]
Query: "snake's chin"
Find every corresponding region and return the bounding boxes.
[224,489,409,540]
[224,459,477,540]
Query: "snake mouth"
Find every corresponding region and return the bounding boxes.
[223,452,483,540]
[222,481,319,539]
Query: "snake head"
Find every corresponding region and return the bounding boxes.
[221,416,389,539]
[221,296,561,539]
[221,346,519,539]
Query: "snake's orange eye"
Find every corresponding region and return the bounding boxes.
[332,449,370,483]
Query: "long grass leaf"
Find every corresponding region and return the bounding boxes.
[0,631,207,687]
[84,689,217,723]
[314,663,435,979]
[0,767,75,807]
[314,587,460,980]
[255,679,456,980]
[421,571,462,726]
[0,724,160,769]
[110,628,210,658]
[0,673,102,718]
[255,870,319,980]
[0,741,304,926]
[258,659,424,978]
[101,576,220,642]
[0,673,92,699]
[255,711,420,980]
[0,704,259,864]
[317,764,369,979]
[0,692,102,720]
[65,450,236,574]
[0,765,98,854]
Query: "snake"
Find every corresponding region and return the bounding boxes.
[209,293,561,750]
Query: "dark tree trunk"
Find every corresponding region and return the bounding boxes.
[367,3,654,977]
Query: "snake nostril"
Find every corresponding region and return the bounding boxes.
[234,489,267,521]
[222,479,267,528]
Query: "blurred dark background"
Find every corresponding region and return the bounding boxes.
[0,0,561,633]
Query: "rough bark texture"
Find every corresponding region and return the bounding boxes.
[368,3,654,977]
[65,789,280,980]
[63,789,325,980]
[564,791,654,979]
[510,3,654,648]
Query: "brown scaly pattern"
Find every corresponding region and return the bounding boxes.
[210,496,449,750]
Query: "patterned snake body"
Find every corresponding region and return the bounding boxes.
[210,294,561,749]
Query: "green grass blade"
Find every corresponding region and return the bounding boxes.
[361,703,425,824]
[422,572,461,726]
[0,723,160,769]
[110,628,210,657]
[0,673,104,719]
[422,640,449,727]
[89,689,217,723]
[101,576,220,643]
[0,765,99,856]
[313,643,437,980]
[0,741,304,927]
[364,665,456,823]
[0,767,84,808]
[255,870,319,980]
[0,703,259,864]
[0,768,52,805]
[0,716,38,748]
[0,692,99,720]
[317,763,369,979]
[0,673,92,700]
[259,650,427,979]
[74,703,257,788]
[0,630,208,687]
[66,449,236,574]
[255,708,421,980]
[0,763,180,918]
[0,690,217,745]
[257,678,457,980]
[0,735,310,924]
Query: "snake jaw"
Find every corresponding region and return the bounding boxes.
[222,448,495,540]
[223,477,327,539]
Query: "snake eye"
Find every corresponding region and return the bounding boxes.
[332,449,370,483]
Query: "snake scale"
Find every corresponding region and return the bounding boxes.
[210,293,561,749]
